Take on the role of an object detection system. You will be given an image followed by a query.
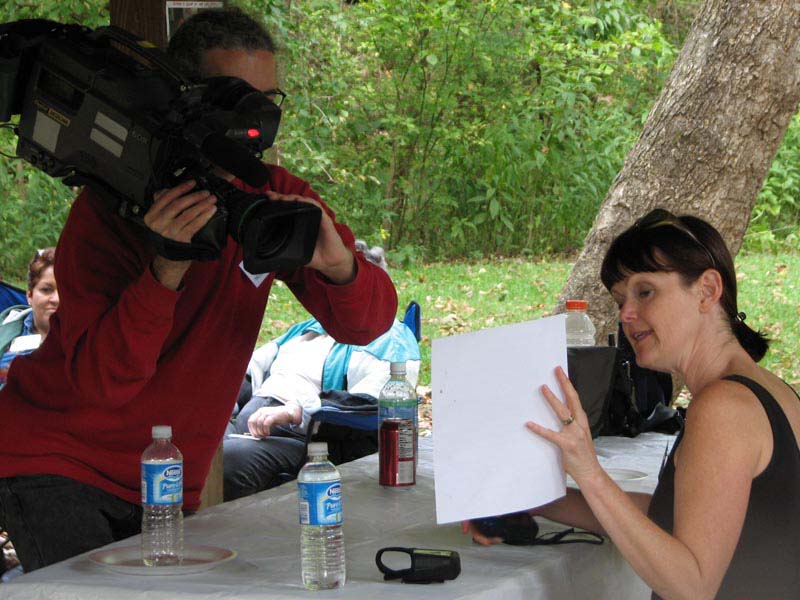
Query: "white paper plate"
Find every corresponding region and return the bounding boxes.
[604,468,647,481]
[567,467,648,487]
[89,544,236,576]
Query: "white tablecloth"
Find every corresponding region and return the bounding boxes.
[3,433,674,599]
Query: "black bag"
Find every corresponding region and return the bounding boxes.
[616,325,683,435]
[568,346,642,438]
[568,342,682,438]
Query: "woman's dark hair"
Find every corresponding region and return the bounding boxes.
[600,208,769,362]
[167,7,276,78]
[27,247,55,292]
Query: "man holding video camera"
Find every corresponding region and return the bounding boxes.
[0,7,397,572]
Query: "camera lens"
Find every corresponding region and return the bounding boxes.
[250,216,292,259]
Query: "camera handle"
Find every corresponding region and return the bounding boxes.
[117,197,227,263]
[148,230,221,262]
[92,25,192,88]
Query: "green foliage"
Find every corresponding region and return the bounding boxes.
[2,0,797,281]
[0,153,76,282]
[0,0,107,24]
[0,1,108,281]
[744,113,800,253]
[261,0,677,261]
[630,0,700,47]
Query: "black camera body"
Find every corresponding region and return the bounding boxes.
[0,20,320,273]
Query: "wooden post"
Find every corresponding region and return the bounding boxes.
[109,0,169,47]
[109,0,226,48]
[199,442,225,510]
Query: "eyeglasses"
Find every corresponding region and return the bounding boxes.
[263,88,287,107]
[634,208,716,269]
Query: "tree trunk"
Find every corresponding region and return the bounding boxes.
[558,0,800,342]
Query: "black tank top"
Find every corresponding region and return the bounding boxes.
[647,375,800,599]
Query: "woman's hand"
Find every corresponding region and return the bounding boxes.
[525,366,604,487]
[263,191,355,284]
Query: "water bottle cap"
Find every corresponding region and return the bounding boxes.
[565,300,588,311]
[152,425,172,439]
[308,442,328,457]
[390,361,406,375]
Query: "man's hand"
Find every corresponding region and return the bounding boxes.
[263,191,356,284]
[144,180,218,290]
[247,403,303,438]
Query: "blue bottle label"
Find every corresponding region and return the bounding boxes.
[298,480,343,526]
[379,398,417,423]
[141,461,183,505]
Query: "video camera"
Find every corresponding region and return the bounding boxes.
[0,19,320,273]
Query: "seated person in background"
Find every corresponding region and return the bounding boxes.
[464,209,800,600]
[354,239,388,272]
[0,248,58,387]
[224,244,420,501]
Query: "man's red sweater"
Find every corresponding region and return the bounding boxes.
[0,166,397,510]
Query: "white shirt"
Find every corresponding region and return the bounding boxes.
[254,331,334,416]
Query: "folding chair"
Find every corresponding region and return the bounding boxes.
[402,300,421,341]
[0,282,27,313]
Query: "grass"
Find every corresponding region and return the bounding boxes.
[260,251,800,389]
[734,252,800,387]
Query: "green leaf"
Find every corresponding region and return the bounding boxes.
[489,197,500,219]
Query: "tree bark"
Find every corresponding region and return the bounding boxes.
[558,0,800,342]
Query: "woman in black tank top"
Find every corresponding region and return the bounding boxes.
[465,209,800,599]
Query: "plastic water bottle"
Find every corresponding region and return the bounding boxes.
[565,300,596,346]
[141,425,184,566]
[378,362,417,486]
[298,442,345,590]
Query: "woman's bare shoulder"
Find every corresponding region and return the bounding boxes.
[681,375,777,475]
[686,378,765,423]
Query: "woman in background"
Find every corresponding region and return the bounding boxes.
[0,248,58,386]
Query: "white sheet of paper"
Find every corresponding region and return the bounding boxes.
[431,314,568,524]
